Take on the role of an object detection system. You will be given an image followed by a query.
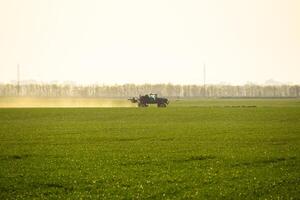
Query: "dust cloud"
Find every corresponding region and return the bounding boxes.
[0,97,136,108]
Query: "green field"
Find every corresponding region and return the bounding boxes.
[0,99,299,199]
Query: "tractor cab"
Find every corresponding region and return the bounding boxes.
[149,93,157,101]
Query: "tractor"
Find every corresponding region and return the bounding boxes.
[128,93,169,107]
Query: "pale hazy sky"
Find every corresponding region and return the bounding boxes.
[0,0,299,85]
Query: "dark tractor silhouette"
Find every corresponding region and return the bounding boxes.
[128,93,169,107]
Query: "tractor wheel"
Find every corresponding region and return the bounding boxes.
[158,103,166,108]
[138,103,147,107]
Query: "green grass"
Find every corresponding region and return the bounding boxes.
[0,99,299,199]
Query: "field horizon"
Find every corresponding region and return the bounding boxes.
[0,97,299,108]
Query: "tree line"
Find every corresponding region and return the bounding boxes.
[0,83,299,98]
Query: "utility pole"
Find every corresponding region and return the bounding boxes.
[17,64,20,96]
[203,63,206,98]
